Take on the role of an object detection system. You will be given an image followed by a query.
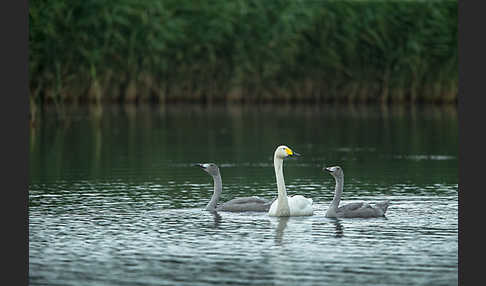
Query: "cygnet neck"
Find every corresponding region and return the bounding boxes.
[205,173,222,211]
[329,174,344,211]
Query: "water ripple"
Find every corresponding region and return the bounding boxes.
[30,178,457,286]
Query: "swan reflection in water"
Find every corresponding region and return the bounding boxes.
[274,217,290,245]
[330,218,344,238]
[206,212,346,240]
[209,210,222,228]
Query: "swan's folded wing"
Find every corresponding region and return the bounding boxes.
[337,202,365,212]
[288,195,314,216]
[373,200,390,213]
[224,196,269,205]
[219,197,273,212]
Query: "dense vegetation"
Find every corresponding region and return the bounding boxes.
[29,0,458,105]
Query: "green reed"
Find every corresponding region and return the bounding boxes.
[29,0,457,105]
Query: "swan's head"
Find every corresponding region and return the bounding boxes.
[274,145,300,159]
[324,166,344,179]
[196,163,220,176]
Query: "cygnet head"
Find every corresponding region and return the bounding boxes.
[196,163,220,176]
[274,145,300,159]
[324,166,344,179]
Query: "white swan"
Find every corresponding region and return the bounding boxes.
[268,145,314,216]
[324,166,389,218]
[196,163,275,212]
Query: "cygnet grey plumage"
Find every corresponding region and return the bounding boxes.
[324,166,389,218]
[196,163,275,212]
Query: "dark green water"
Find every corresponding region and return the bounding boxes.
[29,104,458,286]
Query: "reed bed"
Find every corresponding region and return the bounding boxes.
[29,0,458,105]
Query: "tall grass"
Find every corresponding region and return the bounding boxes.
[29,0,458,105]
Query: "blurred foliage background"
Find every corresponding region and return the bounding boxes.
[29,0,458,106]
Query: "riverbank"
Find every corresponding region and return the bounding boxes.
[29,0,458,105]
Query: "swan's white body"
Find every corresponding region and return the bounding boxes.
[268,145,314,217]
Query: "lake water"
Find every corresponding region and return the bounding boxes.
[29,104,458,286]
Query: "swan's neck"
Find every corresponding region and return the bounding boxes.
[205,174,222,211]
[329,175,344,212]
[274,156,290,215]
